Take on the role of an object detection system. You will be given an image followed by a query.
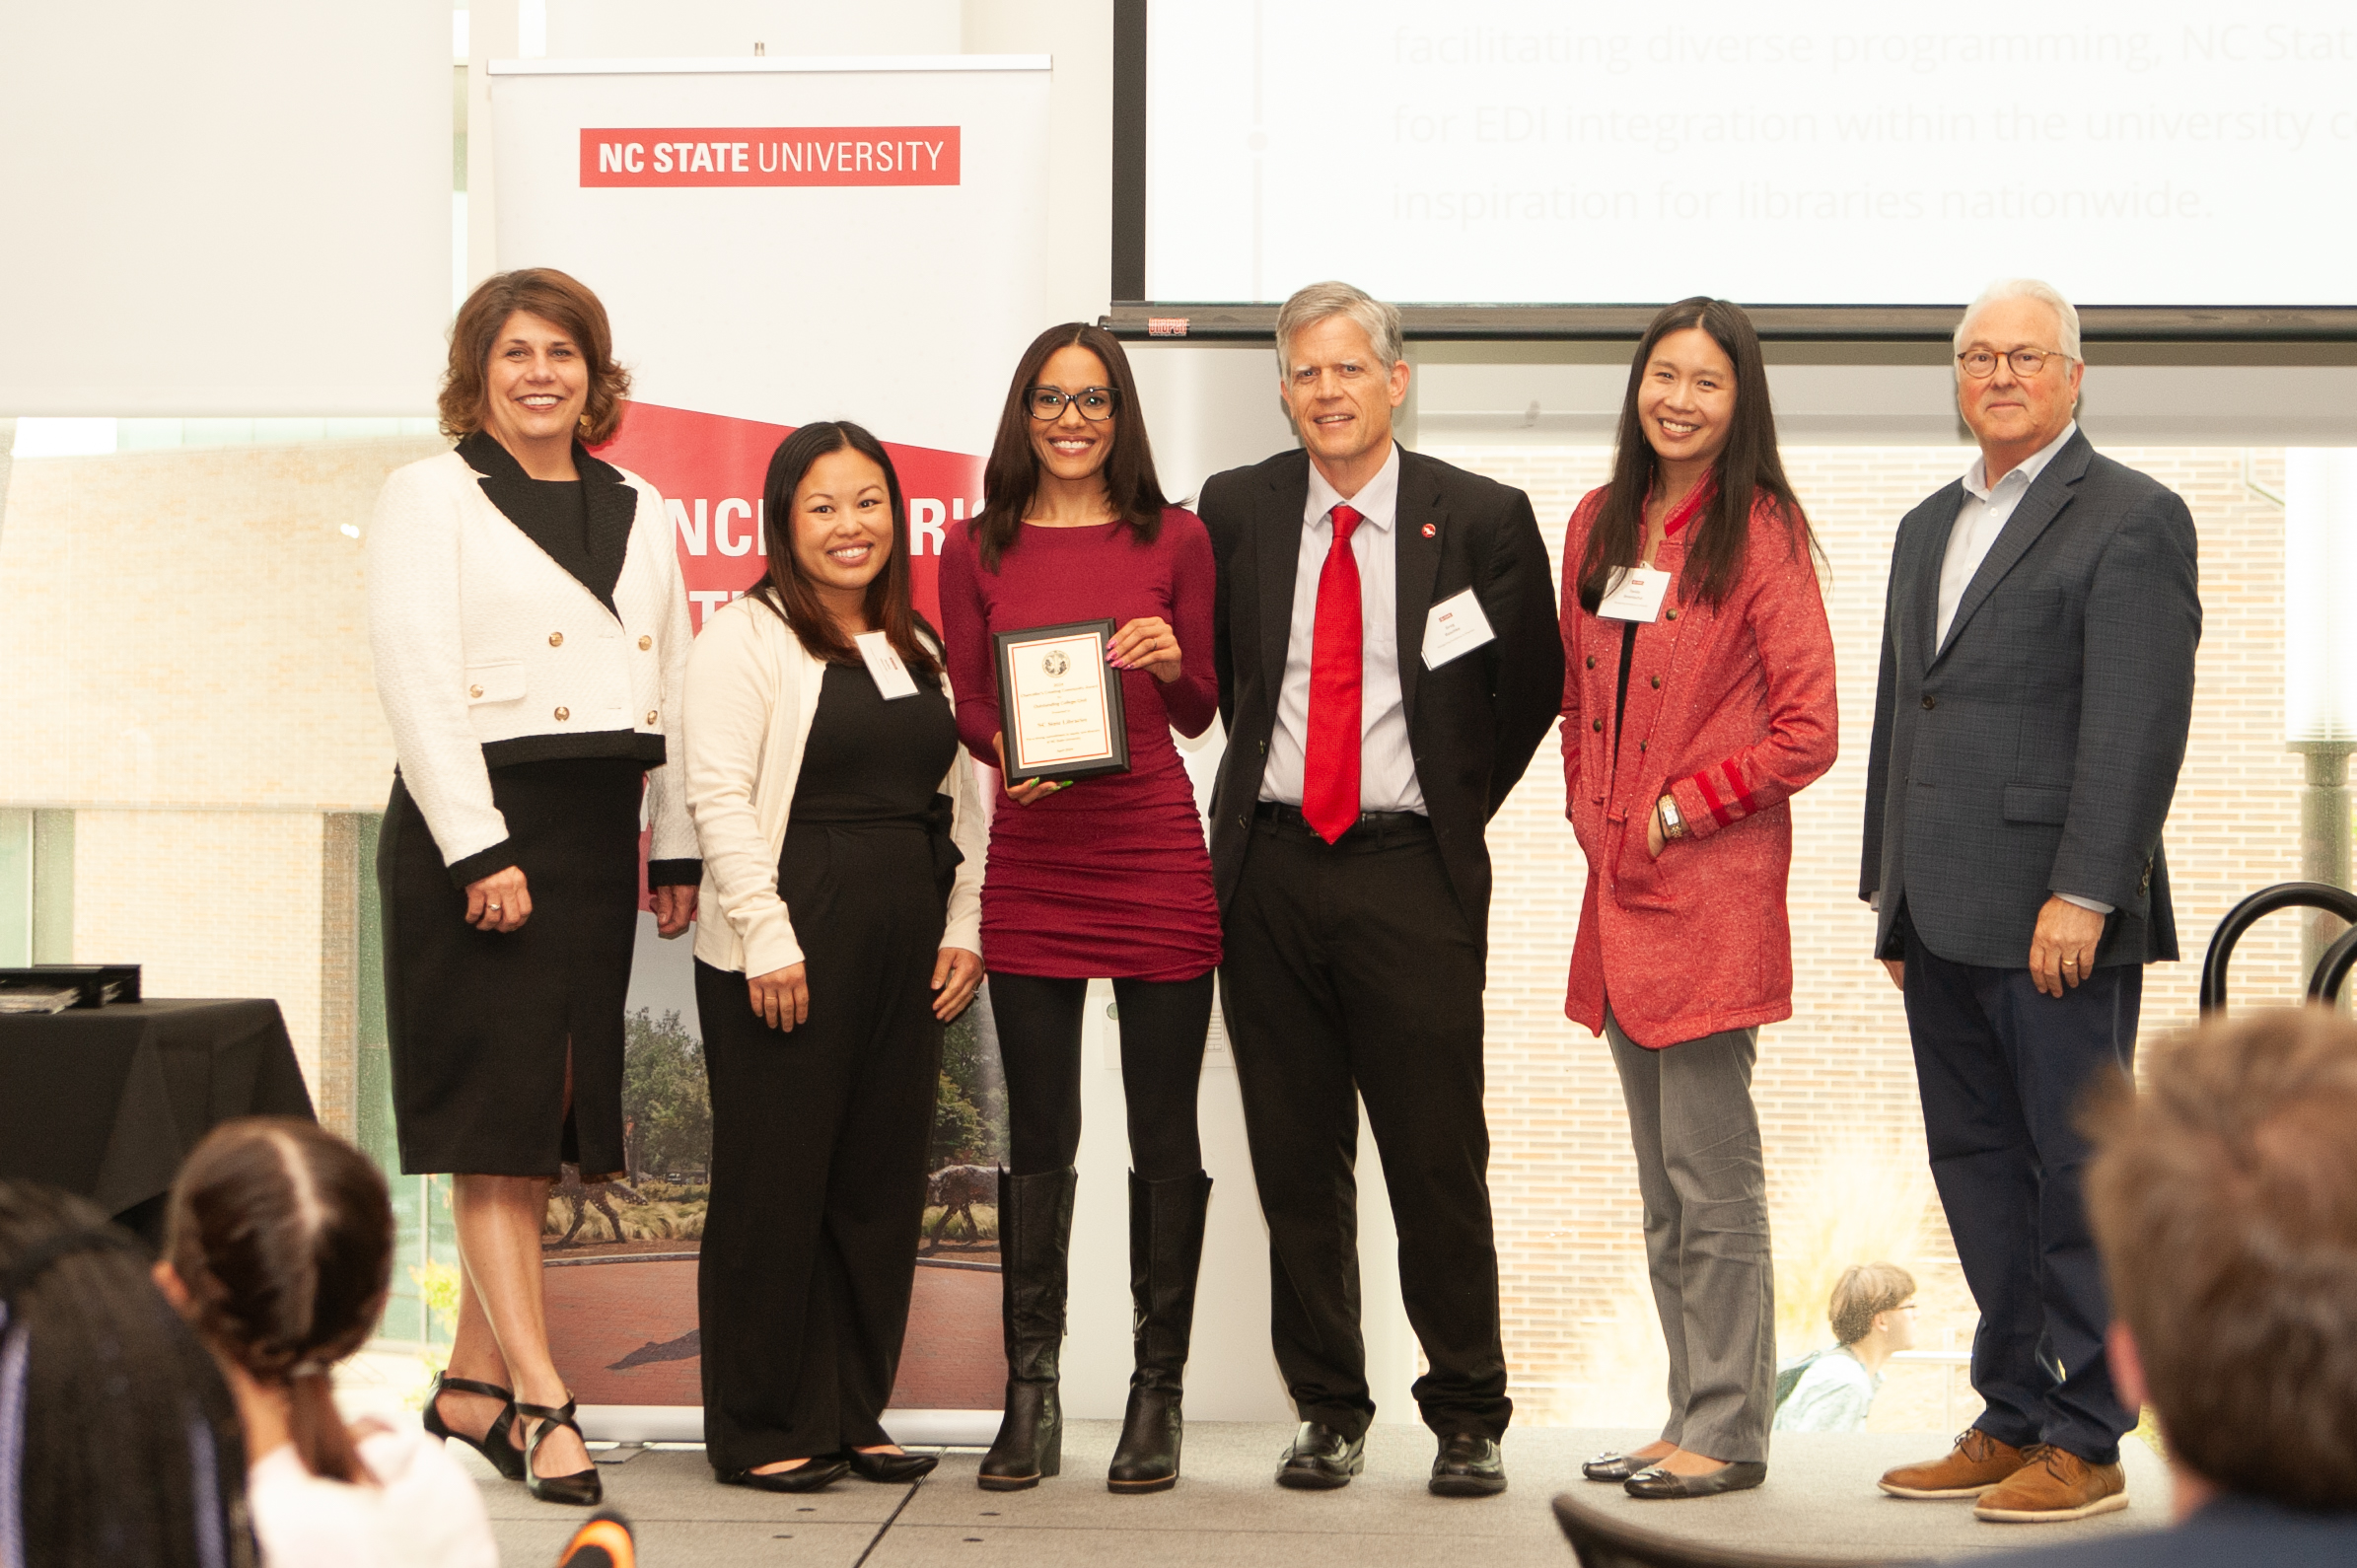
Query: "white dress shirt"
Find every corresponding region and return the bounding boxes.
[1937,419,2109,915]
[1935,420,2077,650]
[1260,442,1425,814]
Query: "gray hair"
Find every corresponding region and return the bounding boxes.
[1955,278,2082,361]
[1274,281,1405,378]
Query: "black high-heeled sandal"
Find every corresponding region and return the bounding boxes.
[515,1394,604,1506]
[422,1373,527,1482]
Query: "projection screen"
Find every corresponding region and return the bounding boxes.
[1143,0,2357,309]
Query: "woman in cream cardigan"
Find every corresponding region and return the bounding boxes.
[683,420,985,1493]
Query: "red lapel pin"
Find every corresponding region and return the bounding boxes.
[1421,523,1437,537]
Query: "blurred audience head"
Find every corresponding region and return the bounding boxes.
[159,1118,393,1486]
[2085,1009,2357,1510]
[1828,1261,1917,1349]
[0,1180,254,1567]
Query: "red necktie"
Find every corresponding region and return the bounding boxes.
[1302,503,1365,843]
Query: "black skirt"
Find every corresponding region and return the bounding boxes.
[379,758,645,1176]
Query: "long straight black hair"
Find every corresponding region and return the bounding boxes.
[1,1181,256,1568]
[753,420,943,677]
[972,322,1170,572]
[1576,297,1817,612]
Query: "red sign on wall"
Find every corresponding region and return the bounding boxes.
[591,399,981,631]
[579,127,961,186]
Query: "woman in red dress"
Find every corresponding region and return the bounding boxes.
[938,322,1221,1495]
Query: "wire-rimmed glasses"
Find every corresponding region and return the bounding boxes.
[1957,347,2072,380]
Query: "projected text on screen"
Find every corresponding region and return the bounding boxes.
[1145,1,2357,306]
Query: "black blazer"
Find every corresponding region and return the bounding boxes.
[1861,429,2200,970]
[1199,447,1563,942]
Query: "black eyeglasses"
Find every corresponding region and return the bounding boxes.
[1027,385,1119,422]
[1957,347,2072,380]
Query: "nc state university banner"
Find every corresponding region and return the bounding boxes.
[489,56,1049,1443]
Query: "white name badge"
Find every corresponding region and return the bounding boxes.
[855,630,921,700]
[1598,564,1673,622]
[1422,588,1497,670]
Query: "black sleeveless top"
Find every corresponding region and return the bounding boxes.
[790,663,959,827]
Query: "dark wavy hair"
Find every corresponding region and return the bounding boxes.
[752,421,942,677]
[440,267,633,445]
[166,1118,393,1487]
[0,1181,255,1568]
[971,322,1169,572]
[1576,297,1817,612]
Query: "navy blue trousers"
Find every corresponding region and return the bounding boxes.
[1899,911,2139,1464]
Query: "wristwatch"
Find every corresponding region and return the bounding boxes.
[1656,795,1688,841]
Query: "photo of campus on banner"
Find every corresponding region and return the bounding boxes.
[539,989,1011,1411]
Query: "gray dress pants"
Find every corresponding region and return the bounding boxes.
[1606,1010,1775,1463]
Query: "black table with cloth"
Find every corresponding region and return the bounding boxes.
[0,999,316,1247]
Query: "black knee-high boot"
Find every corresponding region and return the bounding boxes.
[978,1167,1077,1490]
[1107,1170,1213,1493]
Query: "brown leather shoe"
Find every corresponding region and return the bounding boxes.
[1972,1446,2127,1523]
[1878,1429,2031,1499]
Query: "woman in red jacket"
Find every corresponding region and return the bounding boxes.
[1559,298,1837,1501]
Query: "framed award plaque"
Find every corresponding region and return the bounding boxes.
[991,618,1131,784]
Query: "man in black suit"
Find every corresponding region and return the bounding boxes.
[1864,279,2200,1524]
[1981,1008,2357,1566]
[1198,280,1562,1497]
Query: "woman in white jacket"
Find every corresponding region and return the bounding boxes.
[365,269,700,1506]
[682,420,985,1493]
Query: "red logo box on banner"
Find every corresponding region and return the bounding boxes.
[579,126,961,186]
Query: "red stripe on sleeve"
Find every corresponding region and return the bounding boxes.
[1721,758,1756,817]
[1693,769,1733,828]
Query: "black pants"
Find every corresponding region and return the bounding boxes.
[694,831,946,1467]
[1899,910,2139,1464]
[986,972,1211,1180]
[1219,813,1510,1442]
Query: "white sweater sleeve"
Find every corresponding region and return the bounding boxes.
[639,481,700,870]
[938,657,987,953]
[366,462,508,877]
[683,604,804,974]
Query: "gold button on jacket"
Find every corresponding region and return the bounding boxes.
[549,632,564,647]
[638,635,652,651]
[554,706,569,721]
[646,710,659,726]
[467,684,483,698]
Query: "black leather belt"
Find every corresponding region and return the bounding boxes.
[1253,801,1431,839]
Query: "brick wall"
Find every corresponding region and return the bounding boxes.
[1433,442,2298,1428]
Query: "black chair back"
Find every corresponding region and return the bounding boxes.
[2198,882,2357,1015]
[1551,1492,1930,1568]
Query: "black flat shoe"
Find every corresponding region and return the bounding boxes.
[1275,1422,1366,1490]
[423,1373,527,1482]
[515,1395,603,1506]
[1624,1461,1768,1499]
[1429,1433,1508,1497]
[843,1449,939,1484]
[718,1458,852,1493]
[1582,1450,1669,1483]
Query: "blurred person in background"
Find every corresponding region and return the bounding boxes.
[153,1117,498,1568]
[683,422,984,1494]
[1562,297,1838,1502]
[0,1180,254,1567]
[1983,1008,2357,1565]
[366,267,701,1507]
[1773,1262,1919,1433]
[1865,279,2200,1526]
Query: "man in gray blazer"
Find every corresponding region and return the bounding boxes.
[1862,279,2200,1526]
